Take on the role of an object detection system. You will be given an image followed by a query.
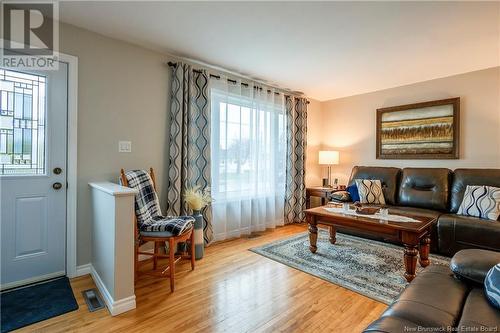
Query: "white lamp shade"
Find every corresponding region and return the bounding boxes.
[319,151,339,165]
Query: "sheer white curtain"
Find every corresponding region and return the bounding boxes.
[210,78,286,241]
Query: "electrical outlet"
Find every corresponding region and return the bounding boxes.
[118,141,132,153]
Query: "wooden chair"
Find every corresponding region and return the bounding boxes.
[120,168,195,292]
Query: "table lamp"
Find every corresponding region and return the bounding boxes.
[319,151,339,188]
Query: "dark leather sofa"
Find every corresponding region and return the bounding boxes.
[339,166,500,256]
[364,249,500,332]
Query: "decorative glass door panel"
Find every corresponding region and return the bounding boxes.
[0,69,46,175]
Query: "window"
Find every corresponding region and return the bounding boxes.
[211,89,286,201]
[0,69,46,175]
[210,82,286,240]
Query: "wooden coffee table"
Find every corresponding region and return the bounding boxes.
[304,206,436,282]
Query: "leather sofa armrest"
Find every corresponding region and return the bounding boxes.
[450,249,500,285]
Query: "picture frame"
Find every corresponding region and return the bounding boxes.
[376,97,460,159]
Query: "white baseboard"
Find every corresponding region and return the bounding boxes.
[75,263,92,277]
[111,295,137,315]
[90,265,136,316]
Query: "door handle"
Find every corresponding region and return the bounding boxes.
[52,182,63,190]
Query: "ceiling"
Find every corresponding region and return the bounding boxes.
[60,1,500,101]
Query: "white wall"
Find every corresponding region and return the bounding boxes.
[319,67,500,185]
[60,23,173,265]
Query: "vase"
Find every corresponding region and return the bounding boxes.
[192,209,204,260]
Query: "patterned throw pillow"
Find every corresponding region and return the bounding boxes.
[354,179,386,205]
[457,185,500,221]
[485,264,500,309]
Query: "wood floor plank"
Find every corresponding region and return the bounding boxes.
[15,224,386,332]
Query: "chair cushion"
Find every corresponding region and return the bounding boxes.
[457,185,500,221]
[398,168,451,211]
[140,215,194,236]
[450,169,500,213]
[141,230,174,238]
[450,249,500,285]
[485,264,500,309]
[348,166,401,205]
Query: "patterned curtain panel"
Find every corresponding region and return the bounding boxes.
[167,62,214,245]
[284,96,308,223]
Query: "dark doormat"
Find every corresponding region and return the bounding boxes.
[1,277,79,332]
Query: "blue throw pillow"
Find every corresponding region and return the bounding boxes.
[485,263,500,309]
[347,184,360,202]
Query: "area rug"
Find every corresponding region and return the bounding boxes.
[0,277,79,332]
[250,230,450,304]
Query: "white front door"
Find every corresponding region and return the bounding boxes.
[0,63,68,289]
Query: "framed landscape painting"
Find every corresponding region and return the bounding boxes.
[376,97,460,159]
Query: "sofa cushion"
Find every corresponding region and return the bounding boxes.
[437,214,500,257]
[363,266,468,332]
[385,206,442,219]
[398,168,451,211]
[457,288,500,332]
[450,169,500,213]
[450,249,500,285]
[348,166,401,205]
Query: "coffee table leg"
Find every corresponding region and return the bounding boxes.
[419,235,431,267]
[403,244,418,282]
[329,226,336,244]
[307,216,318,253]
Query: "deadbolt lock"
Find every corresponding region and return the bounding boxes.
[53,167,62,174]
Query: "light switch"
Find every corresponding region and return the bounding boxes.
[118,141,132,153]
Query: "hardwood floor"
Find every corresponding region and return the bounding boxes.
[17,224,386,332]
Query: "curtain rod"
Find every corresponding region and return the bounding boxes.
[167,61,310,104]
